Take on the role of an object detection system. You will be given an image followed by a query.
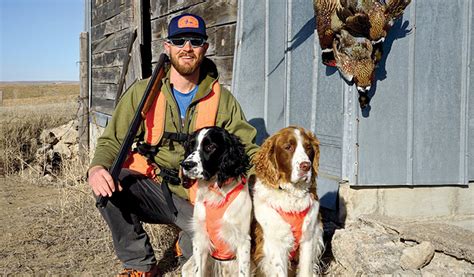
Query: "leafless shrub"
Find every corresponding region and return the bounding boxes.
[0,102,76,176]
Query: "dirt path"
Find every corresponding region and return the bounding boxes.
[0,176,180,276]
[1,177,56,226]
[0,176,121,275]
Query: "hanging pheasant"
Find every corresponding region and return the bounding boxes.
[313,0,344,66]
[314,0,411,108]
[337,0,412,63]
[333,29,375,108]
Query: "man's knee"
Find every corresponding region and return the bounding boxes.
[178,231,193,259]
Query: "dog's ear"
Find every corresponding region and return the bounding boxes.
[305,129,320,184]
[218,132,250,183]
[252,134,279,188]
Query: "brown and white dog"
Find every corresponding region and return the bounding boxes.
[251,126,324,276]
[180,127,252,277]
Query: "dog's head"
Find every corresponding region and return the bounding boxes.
[181,127,250,186]
[253,126,320,189]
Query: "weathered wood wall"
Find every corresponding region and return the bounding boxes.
[90,0,238,118]
[90,0,142,116]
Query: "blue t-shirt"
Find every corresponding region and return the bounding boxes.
[172,85,198,119]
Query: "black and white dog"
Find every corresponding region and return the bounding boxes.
[180,126,252,277]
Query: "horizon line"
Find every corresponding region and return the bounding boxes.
[0,80,80,84]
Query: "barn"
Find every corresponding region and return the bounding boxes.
[80,0,473,225]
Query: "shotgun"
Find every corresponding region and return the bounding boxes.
[96,53,170,208]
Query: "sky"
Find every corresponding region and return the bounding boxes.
[0,0,84,81]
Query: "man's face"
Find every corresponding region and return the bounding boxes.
[165,36,209,76]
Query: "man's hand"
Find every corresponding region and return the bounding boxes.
[88,166,122,197]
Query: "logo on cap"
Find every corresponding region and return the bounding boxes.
[178,16,199,29]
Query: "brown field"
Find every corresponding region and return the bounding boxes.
[0,83,179,276]
[0,82,79,98]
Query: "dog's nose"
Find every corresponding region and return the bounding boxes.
[299,161,311,172]
[181,160,197,170]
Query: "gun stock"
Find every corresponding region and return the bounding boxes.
[96,53,169,208]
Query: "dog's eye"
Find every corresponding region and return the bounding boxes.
[205,144,216,152]
[283,143,294,151]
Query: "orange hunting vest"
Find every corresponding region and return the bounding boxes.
[204,177,246,260]
[275,204,312,260]
[122,80,221,196]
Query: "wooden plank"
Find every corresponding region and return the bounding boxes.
[91,0,108,10]
[79,32,90,163]
[114,29,137,106]
[188,0,237,27]
[151,16,168,41]
[93,82,118,100]
[206,26,217,56]
[92,0,121,25]
[214,24,236,56]
[130,39,143,81]
[150,0,168,20]
[151,39,166,63]
[150,15,171,63]
[93,0,112,9]
[92,48,128,68]
[92,0,132,26]
[92,67,122,84]
[134,0,142,45]
[91,8,133,41]
[168,0,204,13]
[91,96,115,115]
[125,65,137,93]
[210,56,233,87]
[92,28,131,54]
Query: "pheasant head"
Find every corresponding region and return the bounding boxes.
[333,30,375,106]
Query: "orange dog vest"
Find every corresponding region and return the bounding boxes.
[203,177,246,260]
[275,204,311,260]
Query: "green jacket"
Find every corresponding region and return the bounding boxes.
[89,58,258,199]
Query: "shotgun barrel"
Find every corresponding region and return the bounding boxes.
[96,53,169,208]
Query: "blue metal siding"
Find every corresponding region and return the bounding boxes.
[233,0,471,199]
[356,13,412,185]
[358,0,471,186]
[412,0,466,185]
[266,1,288,135]
[232,0,267,144]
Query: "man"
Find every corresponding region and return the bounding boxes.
[87,13,258,276]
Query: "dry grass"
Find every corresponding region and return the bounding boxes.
[0,82,79,100]
[0,101,77,175]
[0,83,180,275]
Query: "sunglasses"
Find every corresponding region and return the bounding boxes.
[167,37,207,48]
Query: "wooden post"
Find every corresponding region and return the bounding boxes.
[0,91,3,106]
[114,29,137,107]
[79,32,90,165]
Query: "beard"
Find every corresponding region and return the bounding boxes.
[170,52,204,76]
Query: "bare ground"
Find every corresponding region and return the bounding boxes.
[0,176,181,276]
